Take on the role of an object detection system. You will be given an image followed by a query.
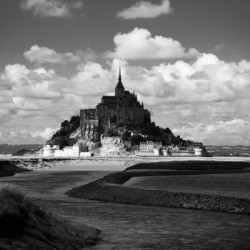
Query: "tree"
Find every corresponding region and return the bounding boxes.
[61,120,69,128]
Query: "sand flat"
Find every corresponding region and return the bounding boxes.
[1,156,250,171]
[124,172,250,199]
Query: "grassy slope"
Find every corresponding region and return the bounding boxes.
[0,186,100,250]
[0,160,30,178]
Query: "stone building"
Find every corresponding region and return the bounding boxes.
[80,68,151,140]
[139,141,154,152]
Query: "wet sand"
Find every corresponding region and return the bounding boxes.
[1,170,250,249]
[2,156,250,172]
[67,160,250,215]
[124,173,250,199]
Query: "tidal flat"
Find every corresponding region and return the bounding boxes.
[124,173,250,199]
[1,168,250,249]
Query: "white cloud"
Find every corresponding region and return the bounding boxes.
[31,127,57,140]
[68,62,114,96]
[24,45,80,64]
[1,62,111,122]
[173,119,250,145]
[1,44,250,145]
[20,0,82,17]
[4,64,30,84]
[117,0,173,19]
[121,53,250,104]
[0,127,57,144]
[5,64,62,99]
[5,53,250,116]
[106,28,200,60]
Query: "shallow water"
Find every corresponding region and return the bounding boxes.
[1,171,250,249]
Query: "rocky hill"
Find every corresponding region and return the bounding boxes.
[46,115,193,150]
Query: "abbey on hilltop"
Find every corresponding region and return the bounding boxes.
[80,68,151,140]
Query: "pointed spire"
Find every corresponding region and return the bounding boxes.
[115,65,124,89]
[118,65,122,82]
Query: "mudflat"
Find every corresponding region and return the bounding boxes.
[67,160,250,215]
[2,156,250,171]
[2,158,250,249]
[1,170,250,249]
[124,173,250,199]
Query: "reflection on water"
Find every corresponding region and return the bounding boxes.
[1,171,250,249]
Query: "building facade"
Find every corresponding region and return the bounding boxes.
[80,68,151,140]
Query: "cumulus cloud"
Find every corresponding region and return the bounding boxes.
[106,28,200,60]
[117,0,173,19]
[31,127,57,140]
[4,53,250,114]
[68,62,114,96]
[1,62,114,122]
[24,45,80,64]
[5,64,62,99]
[20,0,82,18]
[121,53,250,104]
[173,119,250,145]
[0,127,57,144]
[1,46,250,145]
[0,74,16,124]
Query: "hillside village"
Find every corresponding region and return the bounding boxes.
[43,69,206,157]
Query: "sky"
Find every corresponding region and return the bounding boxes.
[0,0,250,145]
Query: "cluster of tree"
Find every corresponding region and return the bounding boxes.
[105,122,193,146]
[53,116,80,137]
[47,116,80,149]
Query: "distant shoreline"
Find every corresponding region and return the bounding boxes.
[2,155,250,161]
[1,156,250,172]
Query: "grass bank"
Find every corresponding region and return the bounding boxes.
[0,160,30,178]
[0,185,100,249]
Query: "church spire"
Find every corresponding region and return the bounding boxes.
[118,65,122,82]
[115,66,124,90]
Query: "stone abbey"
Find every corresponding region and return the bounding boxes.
[80,68,151,140]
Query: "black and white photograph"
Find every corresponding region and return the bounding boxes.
[0,0,250,249]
